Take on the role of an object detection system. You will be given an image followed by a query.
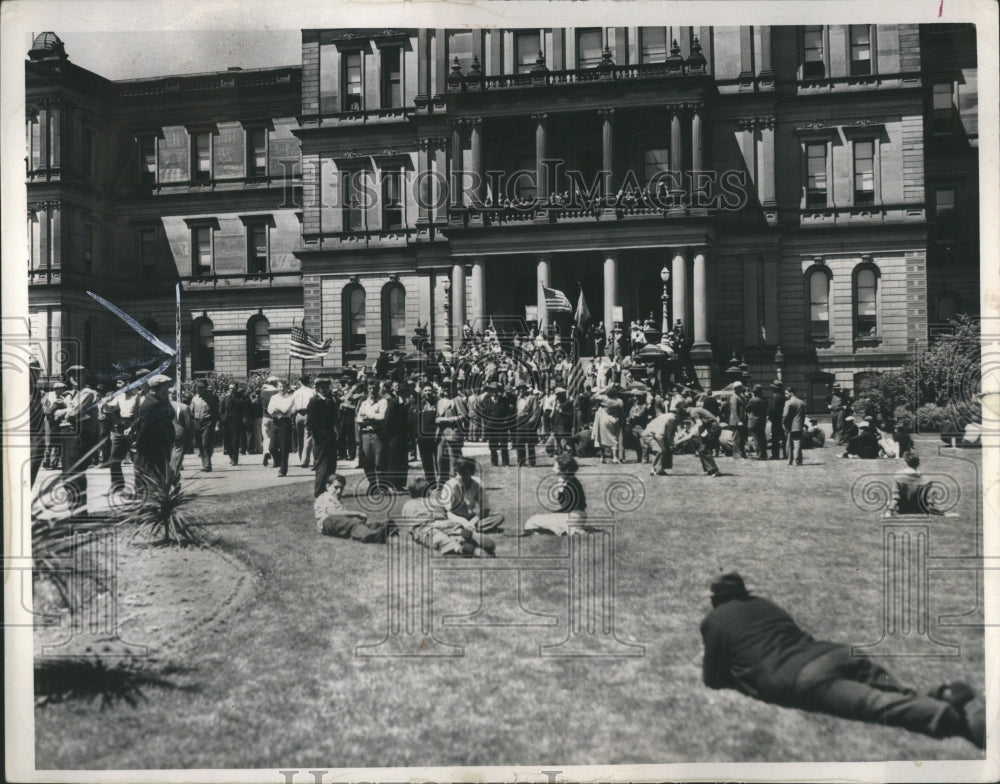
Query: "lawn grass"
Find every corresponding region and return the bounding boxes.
[34,441,985,768]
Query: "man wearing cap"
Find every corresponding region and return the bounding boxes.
[132,374,176,494]
[42,380,68,470]
[52,366,99,518]
[746,384,768,460]
[700,572,984,748]
[782,387,806,466]
[307,378,340,497]
[767,381,786,461]
[190,380,220,472]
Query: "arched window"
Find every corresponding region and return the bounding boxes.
[854,264,879,338]
[343,284,366,358]
[807,268,831,340]
[382,282,406,350]
[247,314,270,371]
[192,317,215,373]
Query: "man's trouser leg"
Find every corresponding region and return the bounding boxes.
[771,424,784,459]
[296,414,306,460]
[752,426,767,458]
[274,418,292,475]
[436,438,457,484]
[418,438,437,484]
[108,430,132,492]
[195,420,214,469]
[795,648,968,741]
[787,431,802,465]
[732,427,745,458]
[313,441,336,498]
[360,433,379,486]
[61,434,88,517]
[691,437,718,475]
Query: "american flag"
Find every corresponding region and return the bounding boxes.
[566,358,587,397]
[542,286,573,314]
[289,323,332,360]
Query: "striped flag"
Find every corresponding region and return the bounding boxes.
[566,358,587,397]
[289,323,332,360]
[542,286,573,314]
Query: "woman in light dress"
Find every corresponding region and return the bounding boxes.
[591,382,624,463]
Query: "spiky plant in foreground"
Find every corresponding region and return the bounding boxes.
[123,467,202,546]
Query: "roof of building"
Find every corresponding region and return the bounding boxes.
[29,32,67,60]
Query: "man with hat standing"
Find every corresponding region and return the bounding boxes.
[782,386,806,466]
[727,381,748,459]
[259,375,280,466]
[132,374,176,494]
[53,365,99,518]
[746,384,768,460]
[700,572,985,748]
[104,374,141,494]
[293,374,317,468]
[480,381,512,467]
[512,382,541,468]
[307,377,340,498]
[266,378,297,477]
[42,379,68,470]
[190,379,219,472]
[767,381,786,461]
[219,382,250,466]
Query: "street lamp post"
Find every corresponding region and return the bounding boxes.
[659,266,671,347]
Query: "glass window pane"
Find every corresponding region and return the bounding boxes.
[577,29,603,68]
[447,31,473,71]
[936,188,956,214]
[640,27,667,63]
[516,31,540,73]
[933,83,953,109]
[850,25,870,46]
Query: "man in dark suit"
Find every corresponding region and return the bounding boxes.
[701,573,984,748]
[746,384,769,460]
[307,377,340,498]
[767,381,786,461]
[132,374,176,495]
[219,383,249,466]
[384,381,410,490]
[783,387,806,466]
[480,382,512,467]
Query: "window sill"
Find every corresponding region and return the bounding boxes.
[344,351,367,362]
[809,338,835,349]
[854,336,882,348]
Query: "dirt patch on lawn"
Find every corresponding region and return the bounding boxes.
[34,533,257,661]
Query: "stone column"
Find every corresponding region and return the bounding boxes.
[433,138,448,225]
[451,121,464,207]
[758,26,774,78]
[534,113,548,202]
[691,103,704,173]
[470,257,486,330]
[451,262,467,346]
[434,28,448,99]
[536,254,551,329]
[670,105,686,209]
[600,108,614,197]
[415,28,430,105]
[416,139,431,227]
[468,118,483,205]
[760,117,776,211]
[671,248,687,328]
[692,249,708,345]
[603,252,618,334]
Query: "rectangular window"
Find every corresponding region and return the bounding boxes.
[515,155,537,200]
[809,273,830,339]
[803,26,825,78]
[805,143,827,208]
[849,25,872,76]
[247,128,267,178]
[576,28,603,69]
[853,140,875,206]
[382,168,403,229]
[935,187,956,239]
[515,30,541,74]
[343,171,366,231]
[139,136,157,183]
[247,223,268,274]
[381,47,402,108]
[932,82,955,133]
[447,31,474,73]
[856,269,878,337]
[28,212,38,270]
[139,228,158,277]
[192,226,212,276]
[191,132,211,181]
[643,148,670,187]
[640,27,667,64]
[344,51,363,111]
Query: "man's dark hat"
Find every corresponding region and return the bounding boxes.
[711,572,749,600]
[770,380,784,390]
[315,377,333,386]
[752,384,764,395]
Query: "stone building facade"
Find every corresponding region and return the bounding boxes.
[25,25,979,410]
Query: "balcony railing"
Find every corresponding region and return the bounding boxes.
[178,270,303,289]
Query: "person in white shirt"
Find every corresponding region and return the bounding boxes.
[103,375,141,493]
[293,374,317,468]
[259,375,280,466]
[314,474,387,542]
[356,382,388,489]
[266,378,296,477]
[53,365,99,518]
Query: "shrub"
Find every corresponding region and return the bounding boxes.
[893,405,916,433]
[916,403,950,432]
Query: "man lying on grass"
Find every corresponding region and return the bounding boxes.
[700,572,985,749]
[399,476,495,557]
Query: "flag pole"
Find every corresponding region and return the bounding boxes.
[175,283,182,402]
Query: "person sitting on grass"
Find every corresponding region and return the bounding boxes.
[888,451,951,516]
[893,425,915,458]
[523,454,587,536]
[700,572,985,749]
[802,417,826,449]
[440,457,504,533]
[400,476,495,556]
[841,420,881,459]
[314,474,390,543]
